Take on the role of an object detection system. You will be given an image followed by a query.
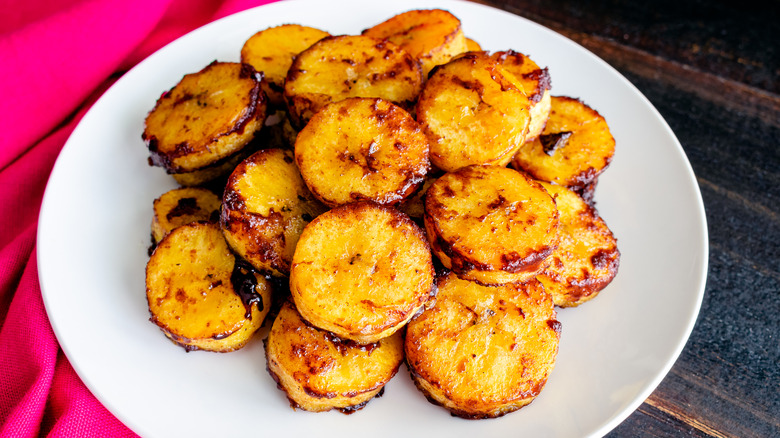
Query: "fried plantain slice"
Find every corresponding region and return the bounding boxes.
[151,187,221,244]
[406,272,560,419]
[491,50,552,142]
[416,52,532,173]
[221,148,327,277]
[537,182,620,307]
[265,300,404,413]
[143,61,267,174]
[511,95,615,190]
[241,24,331,107]
[424,165,559,285]
[146,222,271,352]
[362,9,468,78]
[290,202,434,344]
[284,35,423,128]
[294,97,430,208]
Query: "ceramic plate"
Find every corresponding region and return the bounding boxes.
[37,0,708,436]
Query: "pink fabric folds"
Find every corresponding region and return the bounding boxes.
[0,0,278,436]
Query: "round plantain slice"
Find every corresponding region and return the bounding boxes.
[537,182,620,307]
[283,34,423,128]
[265,300,404,413]
[416,52,532,173]
[146,222,271,352]
[294,97,430,208]
[406,272,561,419]
[362,9,468,78]
[221,148,327,277]
[151,187,221,244]
[424,165,559,285]
[241,24,331,107]
[143,61,267,174]
[290,202,434,344]
[491,50,552,142]
[511,95,615,190]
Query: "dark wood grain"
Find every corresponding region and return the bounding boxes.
[471,0,780,436]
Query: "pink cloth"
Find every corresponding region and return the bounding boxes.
[0,0,278,435]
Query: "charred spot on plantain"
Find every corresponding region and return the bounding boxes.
[451,76,483,93]
[172,92,195,106]
[591,247,619,271]
[540,131,573,156]
[522,68,552,102]
[348,253,362,265]
[546,319,562,334]
[487,194,508,210]
[230,257,265,318]
[570,166,600,188]
[322,331,381,356]
[221,191,245,214]
[239,62,264,82]
[492,72,517,93]
[165,197,200,221]
[494,50,525,67]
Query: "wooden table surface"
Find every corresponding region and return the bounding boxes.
[467,0,778,436]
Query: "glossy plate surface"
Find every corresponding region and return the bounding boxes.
[37,1,708,436]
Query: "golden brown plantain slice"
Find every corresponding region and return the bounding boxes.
[511,95,615,190]
[241,24,331,107]
[362,9,468,78]
[143,61,267,174]
[406,272,560,419]
[146,222,271,352]
[294,97,430,208]
[151,187,221,244]
[491,50,552,142]
[416,52,532,173]
[424,165,559,285]
[265,300,404,413]
[221,148,327,277]
[283,34,423,128]
[537,182,620,307]
[290,202,434,344]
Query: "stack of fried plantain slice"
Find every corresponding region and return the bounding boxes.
[140,7,624,420]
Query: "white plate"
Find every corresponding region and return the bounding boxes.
[37,0,708,436]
